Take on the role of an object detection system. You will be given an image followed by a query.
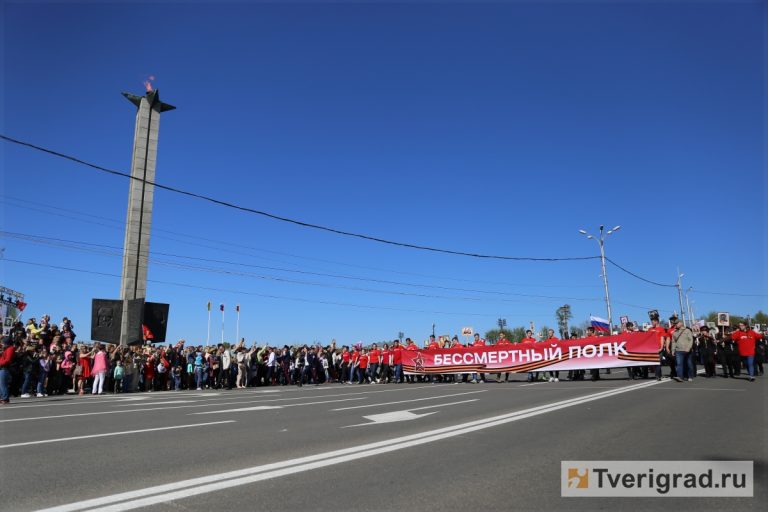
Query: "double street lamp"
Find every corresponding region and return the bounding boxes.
[578,225,621,333]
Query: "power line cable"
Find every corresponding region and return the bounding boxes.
[0,134,600,262]
[3,258,536,318]
[605,257,677,288]
[2,196,603,289]
[1,231,602,303]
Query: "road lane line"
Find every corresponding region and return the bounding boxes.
[407,399,479,412]
[0,421,235,449]
[35,379,664,512]
[191,397,367,414]
[0,385,439,415]
[331,390,487,411]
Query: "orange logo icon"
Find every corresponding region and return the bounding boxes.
[567,468,589,489]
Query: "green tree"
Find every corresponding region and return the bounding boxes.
[508,327,527,343]
[486,327,528,343]
[555,304,572,338]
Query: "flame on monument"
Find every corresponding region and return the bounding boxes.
[144,75,156,93]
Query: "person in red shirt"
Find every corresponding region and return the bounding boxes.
[581,326,604,382]
[496,332,512,382]
[471,333,487,383]
[357,350,369,384]
[368,343,381,384]
[519,330,537,382]
[426,336,441,383]
[379,343,391,383]
[350,347,361,384]
[404,338,417,383]
[392,340,404,383]
[731,322,763,381]
[544,329,561,382]
[0,336,16,404]
[340,346,351,384]
[647,316,668,381]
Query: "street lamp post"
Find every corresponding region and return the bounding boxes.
[685,286,694,326]
[676,269,687,327]
[578,225,621,333]
[497,318,507,343]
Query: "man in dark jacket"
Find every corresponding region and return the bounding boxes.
[698,326,717,377]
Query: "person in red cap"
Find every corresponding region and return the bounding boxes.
[731,321,763,382]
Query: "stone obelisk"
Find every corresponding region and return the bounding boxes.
[119,89,175,345]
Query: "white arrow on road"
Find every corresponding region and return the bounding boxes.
[343,399,478,428]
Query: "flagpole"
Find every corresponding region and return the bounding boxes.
[206,302,211,347]
[236,305,240,344]
[220,304,225,344]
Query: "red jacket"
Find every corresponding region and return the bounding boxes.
[0,345,15,367]
[731,329,763,357]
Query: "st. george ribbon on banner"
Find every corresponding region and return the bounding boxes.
[402,332,659,375]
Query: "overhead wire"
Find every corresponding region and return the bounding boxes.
[0,134,600,262]
[2,258,534,318]
[1,231,603,304]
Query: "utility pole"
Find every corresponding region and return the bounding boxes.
[579,225,621,333]
[676,269,687,327]
[685,287,694,326]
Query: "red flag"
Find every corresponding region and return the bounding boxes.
[16,300,27,312]
[220,304,224,312]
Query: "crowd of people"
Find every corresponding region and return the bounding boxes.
[0,313,764,404]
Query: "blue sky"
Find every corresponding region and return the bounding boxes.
[1,0,765,345]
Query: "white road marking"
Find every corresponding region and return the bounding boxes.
[112,400,194,407]
[0,421,235,449]
[356,411,437,424]
[331,390,487,411]
[343,399,480,428]
[406,399,479,412]
[35,380,664,512]
[0,385,436,413]
[192,397,366,414]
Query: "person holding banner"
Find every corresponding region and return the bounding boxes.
[520,330,537,382]
[470,333,487,384]
[544,329,560,382]
[404,338,418,383]
[495,332,512,382]
[648,316,668,381]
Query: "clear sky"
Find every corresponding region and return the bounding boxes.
[1,0,765,345]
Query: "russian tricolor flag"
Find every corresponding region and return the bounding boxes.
[590,315,610,333]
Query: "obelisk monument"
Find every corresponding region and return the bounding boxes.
[119,88,175,345]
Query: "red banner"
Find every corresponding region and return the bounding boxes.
[402,332,659,374]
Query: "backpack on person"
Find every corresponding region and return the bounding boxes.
[114,365,125,380]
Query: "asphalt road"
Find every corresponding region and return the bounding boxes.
[0,374,765,512]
